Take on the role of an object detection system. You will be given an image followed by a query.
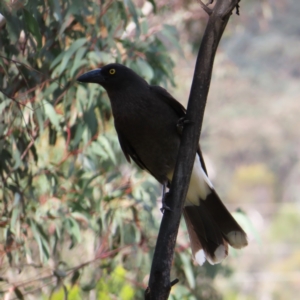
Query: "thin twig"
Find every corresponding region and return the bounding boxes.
[198,0,213,15]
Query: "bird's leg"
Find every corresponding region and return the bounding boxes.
[160,183,172,213]
[176,117,193,135]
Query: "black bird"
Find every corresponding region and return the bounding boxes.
[77,63,247,265]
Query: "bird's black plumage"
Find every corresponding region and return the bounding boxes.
[77,63,248,265]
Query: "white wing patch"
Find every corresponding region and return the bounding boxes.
[167,154,214,206]
[186,155,213,205]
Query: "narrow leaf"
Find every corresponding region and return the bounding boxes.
[23,9,42,49]
[43,100,60,131]
[14,287,25,300]
[58,38,87,75]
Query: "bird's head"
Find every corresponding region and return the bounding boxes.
[77,63,147,91]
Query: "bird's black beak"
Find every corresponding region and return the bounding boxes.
[77,69,105,84]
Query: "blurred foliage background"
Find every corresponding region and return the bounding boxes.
[0,0,299,299]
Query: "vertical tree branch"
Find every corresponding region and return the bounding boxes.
[146,1,241,299]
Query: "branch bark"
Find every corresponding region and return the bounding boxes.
[145,1,241,299]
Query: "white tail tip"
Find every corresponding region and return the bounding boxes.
[227,231,248,249]
[195,249,206,265]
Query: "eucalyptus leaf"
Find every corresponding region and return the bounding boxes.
[43,100,61,131]
[23,9,42,49]
[98,135,117,165]
[179,252,195,289]
[14,287,25,300]
[58,38,88,76]
[10,193,21,229]
[83,106,98,137]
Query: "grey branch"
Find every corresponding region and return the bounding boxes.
[145,1,241,299]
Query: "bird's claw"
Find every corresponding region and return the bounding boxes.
[176,117,193,135]
[160,192,173,213]
[160,203,172,213]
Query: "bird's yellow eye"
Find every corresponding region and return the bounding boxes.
[109,69,116,75]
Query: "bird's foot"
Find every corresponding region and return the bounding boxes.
[160,192,173,213]
[176,117,193,135]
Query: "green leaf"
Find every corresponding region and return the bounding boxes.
[66,217,81,248]
[33,103,45,133]
[30,144,38,163]
[90,142,108,161]
[124,0,140,36]
[12,140,22,170]
[71,212,89,226]
[10,193,21,229]
[49,124,57,145]
[50,51,66,70]
[30,220,50,262]
[23,9,42,49]
[116,1,128,26]
[70,46,88,77]
[50,0,62,23]
[160,25,183,54]
[2,10,21,43]
[58,38,88,76]
[70,122,85,149]
[43,100,60,131]
[179,252,195,289]
[30,220,42,260]
[70,270,80,286]
[140,19,149,35]
[14,287,25,300]
[88,51,112,65]
[83,106,98,137]
[135,58,154,81]
[98,135,117,165]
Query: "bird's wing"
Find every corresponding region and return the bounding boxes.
[150,85,208,175]
[118,131,162,180]
[116,130,147,170]
[150,85,186,117]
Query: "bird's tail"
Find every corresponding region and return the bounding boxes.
[183,189,248,265]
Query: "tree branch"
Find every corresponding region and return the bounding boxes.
[145,1,241,299]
